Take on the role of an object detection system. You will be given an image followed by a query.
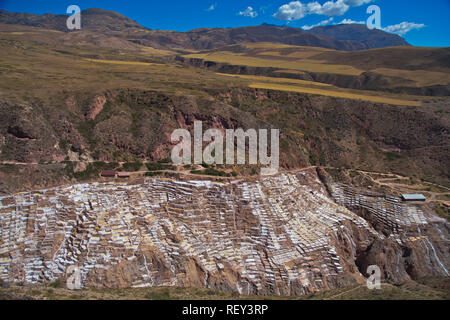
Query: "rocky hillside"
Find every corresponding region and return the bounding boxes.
[0,86,448,193]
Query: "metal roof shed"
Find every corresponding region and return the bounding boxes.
[401,194,426,201]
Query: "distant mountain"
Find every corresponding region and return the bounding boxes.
[182,24,387,51]
[0,8,145,32]
[0,9,67,30]
[0,8,410,51]
[176,25,363,51]
[308,24,410,48]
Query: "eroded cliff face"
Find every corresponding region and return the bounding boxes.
[0,169,447,295]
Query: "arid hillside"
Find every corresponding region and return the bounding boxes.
[0,8,448,300]
[0,21,448,194]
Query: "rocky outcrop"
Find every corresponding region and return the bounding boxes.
[86,95,107,120]
[0,103,63,163]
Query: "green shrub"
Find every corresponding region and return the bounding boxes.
[145,162,174,171]
[121,162,143,172]
[72,161,118,180]
[434,205,450,222]
[384,152,401,161]
[191,168,231,177]
[145,288,171,300]
[144,171,163,177]
[0,164,18,174]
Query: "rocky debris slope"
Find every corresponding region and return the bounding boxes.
[0,169,448,295]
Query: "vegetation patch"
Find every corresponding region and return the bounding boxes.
[0,164,19,174]
[434,204,450,222]
[191,168,232,177]
[145,162,174,171]
[121,162,143,172]
[64,161,119,180]
[144,171,163,177]
[384,152,402,161]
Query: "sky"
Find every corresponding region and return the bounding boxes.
[0,0,449,47]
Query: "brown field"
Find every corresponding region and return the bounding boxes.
[184,52,363,76]
[373,68,450,86]
[249,83,421,106]
[215,73,332,87]
[83,58,164,66]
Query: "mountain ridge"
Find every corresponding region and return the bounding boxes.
[0,8,410,51]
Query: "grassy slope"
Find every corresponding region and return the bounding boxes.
[0,27,444,107]
[1,277,448,300]
[0,30,240,105]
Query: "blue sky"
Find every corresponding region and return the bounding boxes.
[0,0,449,47]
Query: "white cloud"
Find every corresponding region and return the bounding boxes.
[302,17,334,30]
[274,0,374,21]
[382,22,425,36]
[206,3,217,12]
[312,0,349,16]
[338,18,365,24]
[273,1,306,21]
[305,2,324,15]
[238,6,258,18]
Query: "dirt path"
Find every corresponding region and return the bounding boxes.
[1,160,448,197]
